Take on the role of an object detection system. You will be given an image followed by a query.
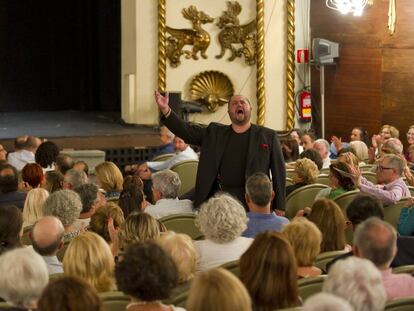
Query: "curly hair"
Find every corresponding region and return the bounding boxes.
[119,212,160,249]
[42,189,82,227]
[293,158,319,185]
[35,141,60,169]
[196,193,248,243]
[115,241,178,301]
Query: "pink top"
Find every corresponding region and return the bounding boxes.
[381,269,414,300]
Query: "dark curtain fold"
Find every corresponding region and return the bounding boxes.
[0,0,120,112]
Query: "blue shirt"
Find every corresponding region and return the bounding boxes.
[242,211,290,238]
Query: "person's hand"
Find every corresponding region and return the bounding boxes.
[368,146,376,164]
[154,91,170,116]
[107,217,120,257]
[403,164,414,187]
[137,163,152,180]
[18,181,32,192]
[331,136,342,152]
[371,134,380,149]
[348,164,362,188]
[404,197,414,208]
[296,207,312,217]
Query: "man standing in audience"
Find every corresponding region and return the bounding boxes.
[354,217,414,299]
[243,173,289,237]
[350,154,410,205]
[8,136,42,171]
[0,163,26,209]
[145,170,193,219]
[313,139,331,169]
[31,216,65,275]
[154,92,285,210]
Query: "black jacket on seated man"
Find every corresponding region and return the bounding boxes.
[0,164,26,209]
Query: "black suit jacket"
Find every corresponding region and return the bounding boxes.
[162,111,286,210]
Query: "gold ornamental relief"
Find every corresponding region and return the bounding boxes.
[190,71,234,112]
[166,6,214,68]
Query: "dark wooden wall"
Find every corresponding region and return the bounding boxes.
[310,0,413,145]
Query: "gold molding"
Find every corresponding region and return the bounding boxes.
[158,0,166,92]
[286,0,295,131]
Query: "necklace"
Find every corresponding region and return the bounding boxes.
[126,301,162,309]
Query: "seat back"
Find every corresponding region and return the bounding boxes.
[286,169,295,179]
[385,297,414,311]
[99,291,130,311]
[316,174,330,186]
[159,213,203,240]
[384,198,410,229]
[170,160,199,196]
[21,225,33,245]
[314,250,349,272]
[57,240,72,262]
[298,275,326,302]
[152,153,175,162]
[285,184,329,219]
[333,190,360,244]
[408,186,414,197]
[286,177,293,187]
[360,164,375,171]
[362,171,377,184]
[220,259,240,277]
[392,265,414,274]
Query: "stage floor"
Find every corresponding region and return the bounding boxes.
[0,111,160,150]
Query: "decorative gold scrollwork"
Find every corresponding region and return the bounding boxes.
[166,6,214,68]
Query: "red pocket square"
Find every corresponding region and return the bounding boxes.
[260,143,269,149]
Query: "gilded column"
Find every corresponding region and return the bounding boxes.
[256,0,265,126]
[158,0,167,92]
[286,0,295,130]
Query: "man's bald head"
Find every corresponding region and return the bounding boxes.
[32,216,64,256]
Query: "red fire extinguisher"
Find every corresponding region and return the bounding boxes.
[299,90,312,122]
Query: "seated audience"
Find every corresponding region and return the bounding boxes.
[307,198,349,253]
[154,125,175,156]
[314,139,331,168]
[354,217,414,299]
[123,175,144,189]
[119,212,160,250]
[242,173,288,238]
[349,140,369,162]
[73,160,89,176]
[7,136,41,171]
[194,193,253,271]
[73,183,105,229]
[42,189,83,241]
[42,170,64,193]
[299,148,323,170]
[115,241,185,311]
[282,217,322,278]
[95,161,123,200]
[405,125,414,160]
[145,170,193,219]
[351,127,370,146]
[21,163,44,189]
[240,231,300,310]
[31,216,65,275]
[38,276,102,311]
[331,127,370,157]
[286,158,319,197]
[0,205,22,256]
[350,154,410,205]
[290,129,304,153]
[55,154,74,175]
[0,247,48,310]
[0,164,27,209]
[63,168,88,189]
[315,161,355,200]
[303,293,353,311]
[323,257,386,311]
[63,231,115,292]
[35,141,60,172]
[301,131,316,150]
[118,182,145,217]
[22,188,49,228]
[336,151,360,168]
[281,138,300,163]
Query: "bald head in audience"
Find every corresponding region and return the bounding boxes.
[32,216,65,256]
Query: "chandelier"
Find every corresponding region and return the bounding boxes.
[326,0,373,16]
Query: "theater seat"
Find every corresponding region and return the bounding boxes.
[385,297,414,311]
[384,198,411,230]
[298,275,326,302]
[152,153,175,162]
[220,259,240,277]
[392,265,414,274]
[170,160,199,196]
[99,291,130,311]
[159,213,203,240]
[314,250,349,273]
[285,184,329,219]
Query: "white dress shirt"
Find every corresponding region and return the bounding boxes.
[147,146,198,171]
[145,198,194,219]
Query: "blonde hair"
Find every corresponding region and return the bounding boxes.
[158,232,196,283]
[293,158,319,184]
[119,212,160,249]
[22,188,49,227]
[63,231,115,292]
[349,141,369,162]
[186,268,252,311]
[337,152,360,167]
[282,217,322,266]
[380,124,399,139]
[89,203,125,243]
[95,161,123,192]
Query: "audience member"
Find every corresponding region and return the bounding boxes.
[282,217,322,278]
[115,241,185,311]
[7,136,41,171]
[42,170,64,193]
[315,161,355,200]
[55,154,74,175]
[301,131,316,150]
[290,129,304,153]
[0,205,22,256]
[38,276,102,311]
[122,175,144,189]
[0,247,48,310]
[242,173,288,238]
[240,231,300,310]
[186,268,251,311]
[382,137,404,155]
[314,139,331,168]
[119,212,160,250]
[303,293,353,311]
[95,161,123,199]
[281,138,300,163]
[73,183,105,229]
[118,183,145,217]
[349,140,369,162]
[22,188,49,228]
[323,257,386,311]
[286,158,319,197]
[194,193,252,271]
[354,217,414,299]
[73,160,89,176]
[63,168,88,190]
[0,144,6,162]
[42,189,83,241]
[307,198,349,253]
[145,170,193,219]
[155,125,175,156]
[63,231,115,292]
[299,148,323,170]
[0,164,27,209]
[336,151,360,168]
[35,141,60,172]
[31,216,65,275]
[21,163,44,189]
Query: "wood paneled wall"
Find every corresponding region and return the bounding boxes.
[310,0,414,145]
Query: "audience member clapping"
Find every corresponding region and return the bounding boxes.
[240,231,300,310]
[0,205,22,256]
[115,241,185,311]
[42,170,64,193]
[38,276,102,311]
[286,158,319,197]
[119,212,160,250]
[194,193,252,271]
[323,257,386,311]
[21,163,44,189]
[315,161,355,200]
[63,231,115,292]
[282,217,322,278]
[35,141,60,172]
[22,188,49,228]
[0,247,48,310]
[95,161,123,200]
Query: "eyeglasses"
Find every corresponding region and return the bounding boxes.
[376,165,394,172]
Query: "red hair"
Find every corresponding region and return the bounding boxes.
[22,163,44,188]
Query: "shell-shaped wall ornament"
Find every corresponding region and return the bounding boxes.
[190,71,234,112]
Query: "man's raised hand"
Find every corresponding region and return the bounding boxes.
[154,91,170,116]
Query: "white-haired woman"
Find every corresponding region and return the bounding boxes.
[194,193,252,272]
